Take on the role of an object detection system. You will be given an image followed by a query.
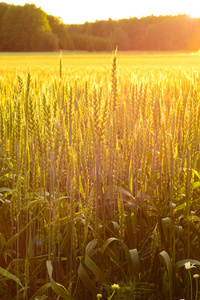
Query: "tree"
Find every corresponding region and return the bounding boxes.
[47,15,71,49]
[0,3,8,50]
[0,2,8,23]
[0,4,55,51]
[41,31,59,51]
[1,4,200,52]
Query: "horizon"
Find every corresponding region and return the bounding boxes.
[2,0,200,25]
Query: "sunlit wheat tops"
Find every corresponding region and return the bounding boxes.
[0,53,200,300]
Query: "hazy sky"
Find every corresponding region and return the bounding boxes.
[3,0,200,24]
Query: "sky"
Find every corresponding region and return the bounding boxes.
[3,0,200,24]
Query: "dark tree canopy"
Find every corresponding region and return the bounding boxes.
[0,3,200,52]
[0,3,58,51]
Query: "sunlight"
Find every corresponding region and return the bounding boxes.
[190,49,200,55]
[3,0,200,24]
[189,12,200,18]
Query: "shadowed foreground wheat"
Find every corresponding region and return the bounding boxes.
[0,52,200,300]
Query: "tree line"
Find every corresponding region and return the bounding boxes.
[1,3,200,52]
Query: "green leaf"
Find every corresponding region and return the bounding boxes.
[105,221,120,236]
[85,239,97,257]
[84,253,106,284]
[8,255,48,269]
[50,279,74,300]
[129,248,140,274]
[192,169,200,180]
[192,181,200,189]
[163,270,170,300]
[0,266,23,287]
[109,221,120,233]
[175,259,200,269]
[30,282,51,300]
[100,237,121,269]
[158,250,173,300]
[100,237,140,276]
[29,260,46,282]
[78,258,98,296]
[46,260,75,300]
[173,202,186,213]
[188,215,200,222]
[159,250,171,270]
[0,187,12,194]
[161,217,171,238]
[100,237,119,253]
[46,260,53,278]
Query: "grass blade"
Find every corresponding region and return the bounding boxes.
[0,266,23,287]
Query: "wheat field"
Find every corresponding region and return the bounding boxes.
[0,51,200,300]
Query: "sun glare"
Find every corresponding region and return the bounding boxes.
[189,12,200,18]
[3,0,200,24]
